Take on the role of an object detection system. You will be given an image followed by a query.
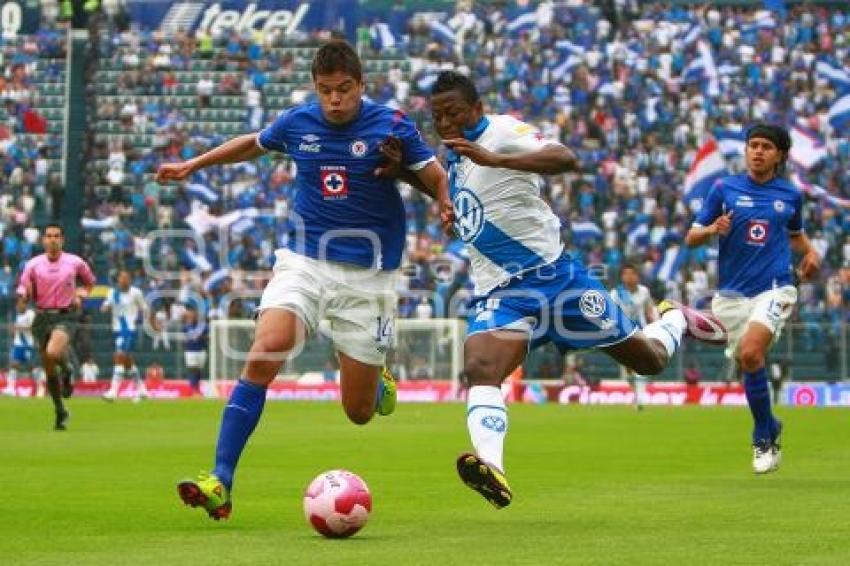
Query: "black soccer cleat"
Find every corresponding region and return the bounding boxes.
[54,409,70,431]
[456,452,513,509]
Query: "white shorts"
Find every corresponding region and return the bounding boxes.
[257,249,398,367]
[184,350,207,368]
[711,285,798,359]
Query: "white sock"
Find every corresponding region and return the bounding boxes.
[467,385,508,473]
[643,310,687,359]
[633,375,646,406]
[109,367,124,395]
[130,366,147,394]
[6,368,16,390]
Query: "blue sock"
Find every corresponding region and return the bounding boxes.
[213,379,267,490]
[744,367,776,444]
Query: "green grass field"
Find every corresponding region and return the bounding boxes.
[1,398,849,565]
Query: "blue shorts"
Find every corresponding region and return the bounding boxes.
[114,330,138,353]
[11,345,34,365]
[466,254,637,353]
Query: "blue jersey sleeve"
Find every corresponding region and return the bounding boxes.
[257,109,292,153]
[788,191,804,233]
[694,180,725,227]
[392,111,434,170]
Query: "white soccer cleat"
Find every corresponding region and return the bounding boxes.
[752,441,775,474]
[102,391,117,402]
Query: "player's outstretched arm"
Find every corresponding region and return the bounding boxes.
[443,139,578,175]
[790,232,821,281]
[414,160,454,233]
[156,133,266,183]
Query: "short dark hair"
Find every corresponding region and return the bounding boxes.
[43,222,64,235]
[620,263,638,274]
[311,40,362,82]
[431,70,479,104]
[746,123,791,153]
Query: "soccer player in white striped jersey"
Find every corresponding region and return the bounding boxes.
[4,296,36,396]
[392,71,728,509]
[610,264,658,411]
[101,270,149,402]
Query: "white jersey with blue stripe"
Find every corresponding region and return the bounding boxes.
[450,115,564,295]
[610,284,654,328]
[104,286,146,332]
[13,309,35,348]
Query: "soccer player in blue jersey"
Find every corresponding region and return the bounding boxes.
[686,124,821,474]
[386,71,727,508]
[156,40,450,520]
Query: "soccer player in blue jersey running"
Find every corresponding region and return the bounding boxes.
[156,40,451,520]
[686,124,820,474]
[386,71,728,509]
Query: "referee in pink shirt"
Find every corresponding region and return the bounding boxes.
[17,224,95,430]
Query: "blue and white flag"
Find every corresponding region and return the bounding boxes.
[570,220,603,241]
[185,248,212,272]
[429,20,456,44]
[551,54,582,81]
[679,23,702,47]
[713,128,746,158]
[626,221,649,248]
[555,39,586,56]
[816,61,850,92]
[681,56,706,83]
[371,22,397,50]
[506,11,538,34]
[653,245,686,282]
[789,125,828,170]
[828,93,850,130]
[790,171,850,209]
[186,183,220,205]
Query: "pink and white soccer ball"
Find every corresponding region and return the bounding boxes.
[303,470,372,538]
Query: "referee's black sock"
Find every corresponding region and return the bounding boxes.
[46,375,66,415]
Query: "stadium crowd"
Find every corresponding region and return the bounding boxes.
[2,1,850,347]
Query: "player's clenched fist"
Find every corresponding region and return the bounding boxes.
[711,210,734,236]
[156,160,196,183]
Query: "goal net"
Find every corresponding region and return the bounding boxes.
[209,318,466,397]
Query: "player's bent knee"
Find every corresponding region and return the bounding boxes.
[463,357,502,387]
[739,347,765,373]
[45,345,65,362]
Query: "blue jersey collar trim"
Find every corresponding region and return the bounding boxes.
[463,116,489,141]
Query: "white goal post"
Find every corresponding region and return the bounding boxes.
[209,318,466,397]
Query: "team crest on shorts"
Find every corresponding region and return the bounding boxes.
[349,139,368,157]
[320,165,349,200]
[746,219,769,245]
[579,290,606,318]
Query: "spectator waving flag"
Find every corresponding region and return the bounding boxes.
[684,139,727,207]
[789,125,828,170]
[828,93,850,130]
